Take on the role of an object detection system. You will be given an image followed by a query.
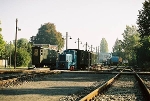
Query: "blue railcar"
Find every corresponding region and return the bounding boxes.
[56,49,77,70]
[56,49,91,70]
[110,56,119,65]
[107,56,122,66]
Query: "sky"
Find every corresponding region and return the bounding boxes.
[0,0,144,52]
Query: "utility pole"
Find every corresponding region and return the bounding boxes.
[98,46,99,63]
[77,38,79,49]
[5,41,7,68]
[64,32,72,50]
[75,38,82,50]
[83,42,89,51]
[83,42,88,51]
[91,45,93,52]
[14,18,18,69]
[85,42,88,51]
[96,47,98,63]
[66,32,68,50]
[10,41,11,67]
[96,47,97,54]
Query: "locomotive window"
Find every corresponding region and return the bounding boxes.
[40,50,43,55]
[69,56,71,62]
[34,49,38,56]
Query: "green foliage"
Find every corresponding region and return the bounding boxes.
[136,0,150,68]
[17,38,29,49]
[112,38,122,56]
[100,38,108,53]
[137,36,150,67]
[55,32,65,50]
[31,23,64,50]
[0,22,6,58]
[17,38,32,54]
[4,41,14,67]
[137,0,150,37]
[0,34,5,57]
[0,21,2,32]
[26,42,32,56]
[11,48,31,67]
[9,38,32,67]
[112,25,141,66]
[121,25,140,65]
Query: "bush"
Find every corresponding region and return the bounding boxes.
[11,48,31,67]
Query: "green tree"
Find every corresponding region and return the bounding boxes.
[0,21,6,58]
[122,25,140,65]
[136,0,150,68]
[11,48,31,67]
[136,36,150,68]
[100,38,108,53]
[31,23,64,50]
[0,21,1,32]
[18,38,32,66]
[112,38,122,56]
[137,0,150,37]
[17,38,32,54]
[17,38,29,49]
[9,38,32,67]
[6,41,14,66]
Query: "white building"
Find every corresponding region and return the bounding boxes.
[0,59,8,67]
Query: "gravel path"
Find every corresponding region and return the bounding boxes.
[0,71,114,101]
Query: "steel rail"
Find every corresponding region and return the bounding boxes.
[135,73,150,100]
[79,67,149,101]
[0,70,61,88]
[80,70,123,101]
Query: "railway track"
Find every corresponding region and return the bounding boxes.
[80,67,150,101]
[139,74,150,90]
[0,67,111,88]
[0,68,60,88]
[1,66,149,101]
[0,69,117,101]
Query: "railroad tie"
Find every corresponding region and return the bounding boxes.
[2,80,8,87]
[11,78,18,86]
[0,80,3,87]
[16,77,22,85]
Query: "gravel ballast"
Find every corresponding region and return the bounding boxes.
[93,74,146,101]
[0,71,114,101]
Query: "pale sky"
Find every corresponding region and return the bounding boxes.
[0,0,144,52]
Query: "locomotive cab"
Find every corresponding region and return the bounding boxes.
[56,49,77,70]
